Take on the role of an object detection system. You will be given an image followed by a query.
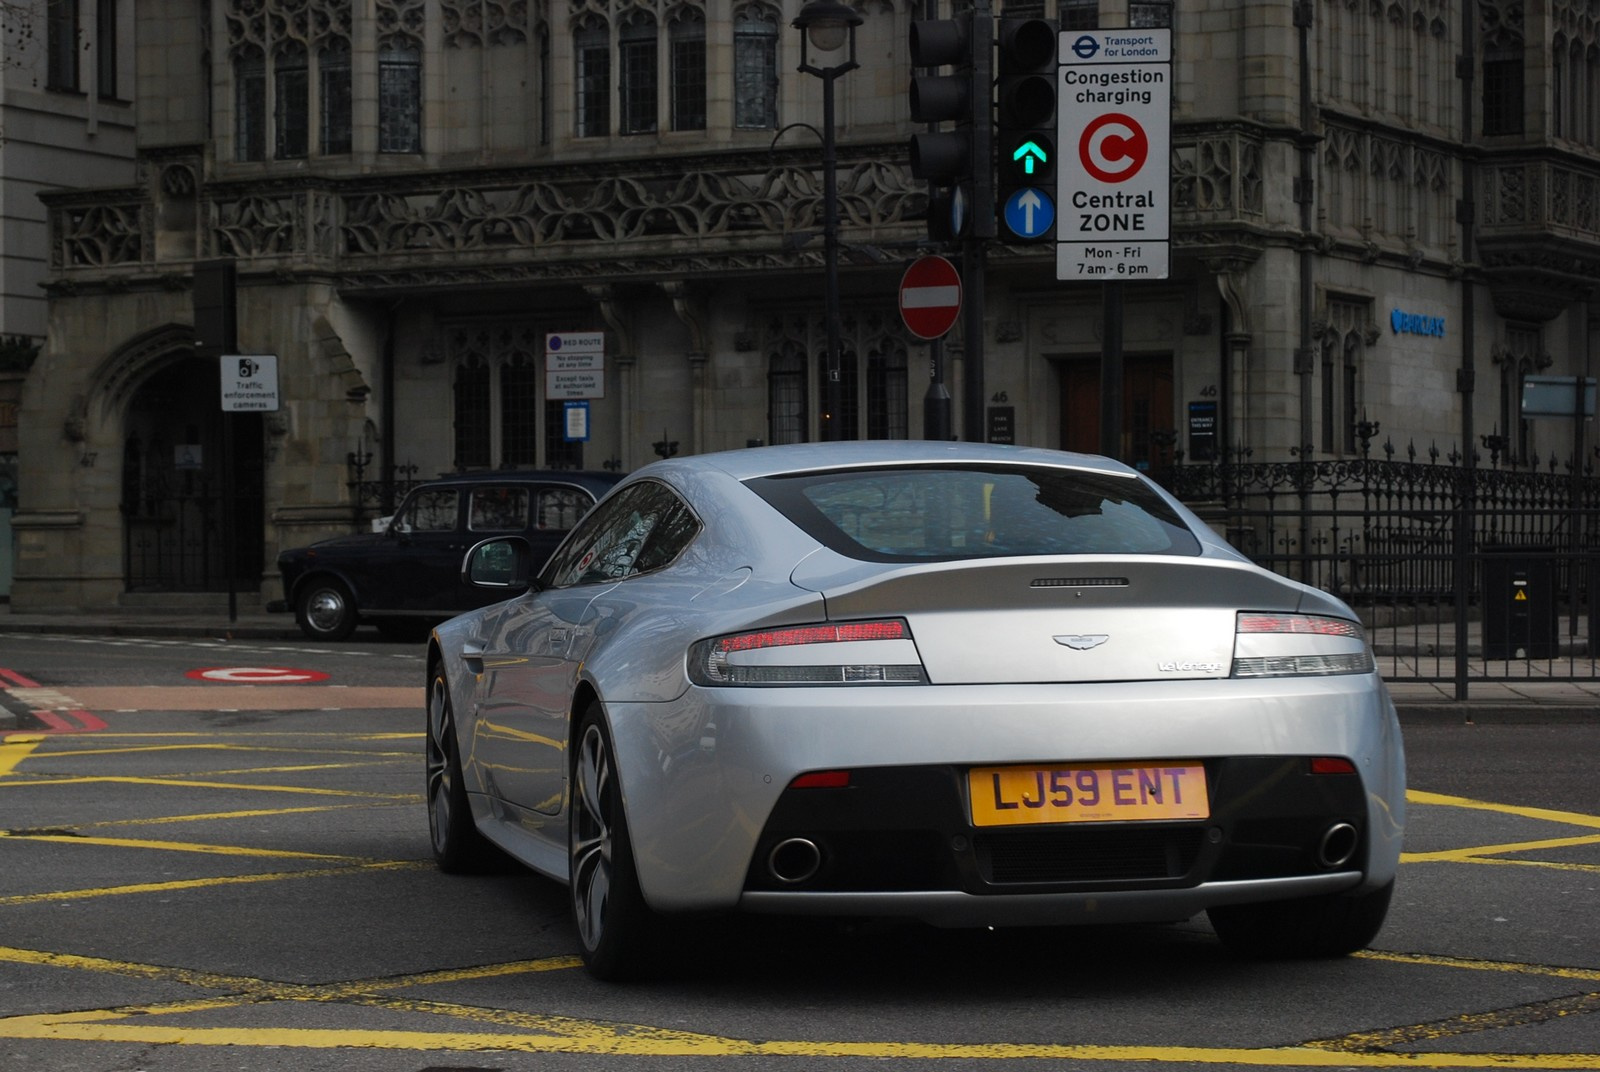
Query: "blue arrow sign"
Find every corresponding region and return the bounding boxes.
[1003,187,1055,240]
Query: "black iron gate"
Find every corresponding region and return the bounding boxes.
[121,360,264,593]
[1156,440,1599,689]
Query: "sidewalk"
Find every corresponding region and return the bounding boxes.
[1,602,1596,721]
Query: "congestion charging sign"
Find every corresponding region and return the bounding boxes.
[1057,29,1171,281]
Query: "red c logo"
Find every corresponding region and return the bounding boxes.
[1079,113,1149,184]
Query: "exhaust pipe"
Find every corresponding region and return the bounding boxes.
[767,837,823,884]
[1316,822,1359,869]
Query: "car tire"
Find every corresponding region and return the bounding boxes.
[296,579,358,641]
[425,671,500,873]
[569,704,658,981]
[1208,880,1394,959]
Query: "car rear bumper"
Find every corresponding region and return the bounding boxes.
[741,872,1363,927]
[605,674,1405,918]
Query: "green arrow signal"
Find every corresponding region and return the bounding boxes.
[1013,141,1048,175]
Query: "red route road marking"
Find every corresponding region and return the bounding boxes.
[185,667,332,684]
[27,710,108,733]
[3,666,107,733]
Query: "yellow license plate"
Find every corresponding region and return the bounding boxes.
[968,762,1210,827]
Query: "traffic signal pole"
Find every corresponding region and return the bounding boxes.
[961,3,993,443]
[909,9,1057,443]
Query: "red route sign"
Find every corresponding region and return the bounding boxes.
[898,255,962,340]
[186,666,331,684]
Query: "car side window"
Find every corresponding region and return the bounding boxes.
[542,482,694,588]
[468,486,530,532]
[392,488,459,533]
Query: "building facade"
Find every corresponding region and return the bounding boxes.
[1,0,136,598]
[11,0,1599,611]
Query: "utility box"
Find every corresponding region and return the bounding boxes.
[1482,546,1558,659]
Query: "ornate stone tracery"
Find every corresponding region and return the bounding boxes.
[442,0,532,47]
[226,0,351,58]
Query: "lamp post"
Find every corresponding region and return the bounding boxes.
[793,0,861,442]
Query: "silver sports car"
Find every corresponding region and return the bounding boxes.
[425,441,1405,979]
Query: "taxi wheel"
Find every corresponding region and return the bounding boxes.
[1208,880,1394,959]
[296,579,357,641]
[569,705,658,981]
[425,673,499,873]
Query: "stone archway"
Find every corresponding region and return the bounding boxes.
[121,356,264,592]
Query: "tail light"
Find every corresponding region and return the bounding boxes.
[1231,613,1374,678]
[689,619,927,686]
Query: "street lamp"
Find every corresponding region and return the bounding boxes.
[793,0,861,442]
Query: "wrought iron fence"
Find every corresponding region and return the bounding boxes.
[346,457,423,529]
[1155,439,1600,691]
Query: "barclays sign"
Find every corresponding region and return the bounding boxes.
[1391,309,1446,338]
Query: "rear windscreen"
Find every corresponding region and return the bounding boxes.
[747,465,1200,561]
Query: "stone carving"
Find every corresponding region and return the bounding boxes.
[227,0,351,57]
[1172,130,1264,216]
[442,0,531,47]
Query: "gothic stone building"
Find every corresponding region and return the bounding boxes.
[11,0,1600,610]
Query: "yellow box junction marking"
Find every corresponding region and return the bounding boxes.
[2,735,1600,1065]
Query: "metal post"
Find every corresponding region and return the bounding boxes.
[822,70,843,442]
[961,4,993,443]
[793,0,860,443]
[1100,281,1124,459]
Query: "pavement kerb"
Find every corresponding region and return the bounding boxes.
[1,609,1596,723]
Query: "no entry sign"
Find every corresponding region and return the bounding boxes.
[186,667,331,684]
[898,255,962,340]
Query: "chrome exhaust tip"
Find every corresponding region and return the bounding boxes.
[1317,822,1359,869]
[767,837,823,884]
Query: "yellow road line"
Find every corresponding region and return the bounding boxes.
[4,1016,1600,1065]
[1408,790,1600,831]
[0,859,432,906]
[1357,950,1600,983]
[0,774,417,799]
[0,735,44,777]
[20,744,415,759]
[0,832,367,861]
[1405,834,1600,862]
[83,804,410,828]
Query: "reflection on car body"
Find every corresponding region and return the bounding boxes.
[424,442,1405,980]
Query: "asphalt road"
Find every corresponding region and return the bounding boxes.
[1,630,1598,1071]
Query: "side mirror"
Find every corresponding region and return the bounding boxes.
[462,536,535,590]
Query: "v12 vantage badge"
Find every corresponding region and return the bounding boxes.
[1158,658,1226,673]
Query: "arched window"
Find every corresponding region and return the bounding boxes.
[235,47,267,162]
[454,356,492,469]
[769,342,808,445]
[669,7,706,131]
[274,44,309,158]
[733,5,778,129]
[866,345,908,440]
[766,314,910,444]
[619,11,658,134]
[378,45,423,152]
[501,356,539,466]
[47,0,80,91]
[575,17,611,137]
[320,42,353,154]
[1319,300,1369,456]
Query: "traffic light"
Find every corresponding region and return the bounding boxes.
[908,15,990,241]
[994,17,1058,242]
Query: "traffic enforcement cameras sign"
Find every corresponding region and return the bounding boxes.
[220,354,281,412]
